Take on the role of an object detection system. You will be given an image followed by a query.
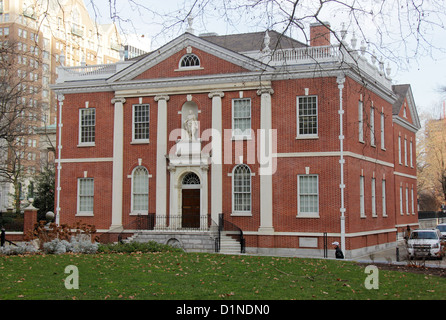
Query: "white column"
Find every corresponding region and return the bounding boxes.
[337,74,346,255]
[208,91,224,224]
[110,97,126,231]
[155,95,170,228]
[257,88,275,234]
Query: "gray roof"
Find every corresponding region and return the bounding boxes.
[392,84,411,115]
[199,30,307,53]
[129,30,307,62]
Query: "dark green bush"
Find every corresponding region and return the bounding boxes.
[97,241,183,253]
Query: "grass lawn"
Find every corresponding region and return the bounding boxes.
[0,252,445,300]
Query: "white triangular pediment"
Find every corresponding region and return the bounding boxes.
[393,85,421,132]
[107,33,274,83]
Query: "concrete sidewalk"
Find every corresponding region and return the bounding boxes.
[353,242,446,268]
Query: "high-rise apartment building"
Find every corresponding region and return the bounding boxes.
[0,0,122,212]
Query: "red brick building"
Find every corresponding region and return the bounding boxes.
[51,23,420,258]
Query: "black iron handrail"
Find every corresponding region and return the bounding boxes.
[217,213,245,254]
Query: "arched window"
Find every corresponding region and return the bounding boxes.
[232,164,251,213]
[180,54,200,68]
[132,166,149,213]
[182,172,200,185]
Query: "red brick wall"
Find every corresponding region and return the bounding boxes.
[58,92,115,160]
[56,92,115,229]
[55,64,414,253]
[310,23,331,47]
[134,47,250,80]
[58,162,113,229]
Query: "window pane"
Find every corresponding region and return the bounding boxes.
[79,178,94,212]
[233,99,251,135]
[298,175,318,214]
[133,104,150,140]
[132,167,148,211]
[233,164,251,212]
[80,108,95,143]
[180,54,200,67]
[298,96,317,135]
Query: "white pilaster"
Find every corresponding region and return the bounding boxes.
[55,94,64,226]
[209,91,224,224]
[110,97,126,231]
[155,95,170,228]
[337,74,346,255]
[257,88,275,234]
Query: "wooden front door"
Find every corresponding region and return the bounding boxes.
[182,188,200,228]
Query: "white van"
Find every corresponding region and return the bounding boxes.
[407,229,444,260]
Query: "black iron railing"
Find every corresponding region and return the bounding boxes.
[216,213,245,254]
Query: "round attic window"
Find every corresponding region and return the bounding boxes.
[180,54,200,68]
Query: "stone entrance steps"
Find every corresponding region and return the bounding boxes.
[219,232,243,254]
[122,230,243,254]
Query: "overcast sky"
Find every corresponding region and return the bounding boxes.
[86,0,446,118]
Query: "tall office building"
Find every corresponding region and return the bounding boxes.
[0,0,122,212]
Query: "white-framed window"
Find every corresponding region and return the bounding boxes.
[411,186,415,215]
[404,138,408,166]
[360,175,365,218]
[232,164,251,214]
[410,140,413,167]
[370,106,375,146]
[398,136,402,164]
[232,98,251,139]
[399,186,403,215]
[131,166,149,214]
[77,178,94,215]
[297,96,318,138]
[358,100,364,142]
[371,177,376,217]
[297,175,319,217]
[79,108,95,145]
[382,179,387,217]
[405,187,409,215]
[179,53,200,68]
[132,104,150,142]
[380,112,385,149]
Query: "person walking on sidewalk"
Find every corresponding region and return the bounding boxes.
[332,241,344,259]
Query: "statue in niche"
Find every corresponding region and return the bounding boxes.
[184,110,198,141]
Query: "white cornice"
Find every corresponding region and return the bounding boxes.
[108,33,274,83]
[50,45,397,105]
[393,116,420,133]
[402,85,421,129]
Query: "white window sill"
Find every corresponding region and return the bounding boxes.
[130,211,149,216]
[296,213,320,218]
[76,212,94,217]
[174,67,204,72]
[231,212,252,217]
[232,136,252,141]
[77,143,95,148]
[296,135,318,140]
[131,139,150,145]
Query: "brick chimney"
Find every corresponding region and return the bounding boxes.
[310,22,331,47]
